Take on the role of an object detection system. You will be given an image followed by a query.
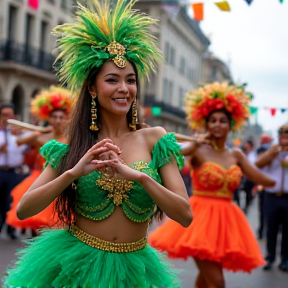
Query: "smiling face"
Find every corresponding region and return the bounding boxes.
[206,110,231,139]
[89,61,137,117]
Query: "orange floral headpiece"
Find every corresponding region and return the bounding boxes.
[30,86,73,120]
[185,82,250,131]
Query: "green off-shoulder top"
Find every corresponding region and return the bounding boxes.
[40,133,183,223]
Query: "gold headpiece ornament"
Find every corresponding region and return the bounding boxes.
[52,0,163,93]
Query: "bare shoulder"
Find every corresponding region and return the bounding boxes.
[138,126,167,150]
[231,148,246,163]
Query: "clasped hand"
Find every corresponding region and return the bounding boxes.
[69,139,141,181]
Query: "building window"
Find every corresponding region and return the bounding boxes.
[8,5,18,42]
[179,87,185,107]
[168,81,174,104]
[25,14,34,47]
[164,42,170,63]
[164,42,176,66]
[40,20,48,51]
[169,46,175,66]
[187,67,194,82]
[163,78,169,102]
[179,56,185,75]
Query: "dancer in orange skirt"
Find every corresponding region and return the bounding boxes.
[7,86,72,231]
[149,82,275,288]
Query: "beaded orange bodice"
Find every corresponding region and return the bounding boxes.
[192,162,242,199]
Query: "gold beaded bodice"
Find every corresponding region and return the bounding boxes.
[40,133,184,222]
[192,162,242,199]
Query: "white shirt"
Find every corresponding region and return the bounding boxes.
[247,150,257,164]
[262,152,288,194]
[0,129,27,167]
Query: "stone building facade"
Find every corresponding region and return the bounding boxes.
[0,0,211,133]
[201,52,233,84]
[0,0,72,121]
[135,0,210,133]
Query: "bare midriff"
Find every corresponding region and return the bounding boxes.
[75,207,148,243]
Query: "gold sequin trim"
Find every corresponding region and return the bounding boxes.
[71,225,147,252]
[76,198,110,212]
[97,176,133,206]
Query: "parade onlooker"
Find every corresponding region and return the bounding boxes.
[0,103,28,239]
[256,134,273,240]
[256,124,288,272]
[241,140,257,214]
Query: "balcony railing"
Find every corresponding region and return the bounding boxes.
[0,40,55,73]
[144,96,186,119]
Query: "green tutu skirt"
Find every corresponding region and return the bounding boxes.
[3,228,180,288]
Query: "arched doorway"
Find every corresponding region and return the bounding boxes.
[12,84,25,120]
[31,89,40,98]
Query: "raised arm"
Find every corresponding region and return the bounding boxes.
[16,131,42,146]
[233,149,275,187]
[255,144,279,168]
[178,133,211,157]
[106,129,193,228]
[17,139,121,219]
[180,141,199,157]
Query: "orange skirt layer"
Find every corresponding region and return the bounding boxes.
[7,170,57,230]
[149,195,265,273]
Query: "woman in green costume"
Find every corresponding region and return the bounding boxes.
[3,1,192,287]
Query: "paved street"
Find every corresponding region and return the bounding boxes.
[1,194,287,287]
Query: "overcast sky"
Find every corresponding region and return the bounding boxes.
[195,0,288,134]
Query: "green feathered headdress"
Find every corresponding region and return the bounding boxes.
[52,0,163,93]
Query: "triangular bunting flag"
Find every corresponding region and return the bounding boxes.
[249,106,258,115]
[244,0,254,5]
[28,0,39,10]
[192,3,204,21]
[281,108,287,113]
[270,108,277,116]
[215,1,231,11]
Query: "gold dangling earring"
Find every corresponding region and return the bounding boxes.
[89,95,99,131]
[129,99,138,131]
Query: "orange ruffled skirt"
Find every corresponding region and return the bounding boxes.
[7,170,57,230]
[149,195,265,273]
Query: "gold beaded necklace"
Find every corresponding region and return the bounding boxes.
[212,141,227,152]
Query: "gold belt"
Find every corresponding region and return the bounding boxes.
[70,225,147,253]
[193,190,232,199]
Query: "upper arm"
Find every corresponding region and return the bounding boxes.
[233,149,265,182]
[26,164,58,193]
[148,127,187,199]
[255,146,276,168]
[159,157,189,200]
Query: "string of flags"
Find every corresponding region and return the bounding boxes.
[249,106,288,117]
[164,1,286,22]
[192,1,286,21]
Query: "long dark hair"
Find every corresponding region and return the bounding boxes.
[55,61,147,225]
